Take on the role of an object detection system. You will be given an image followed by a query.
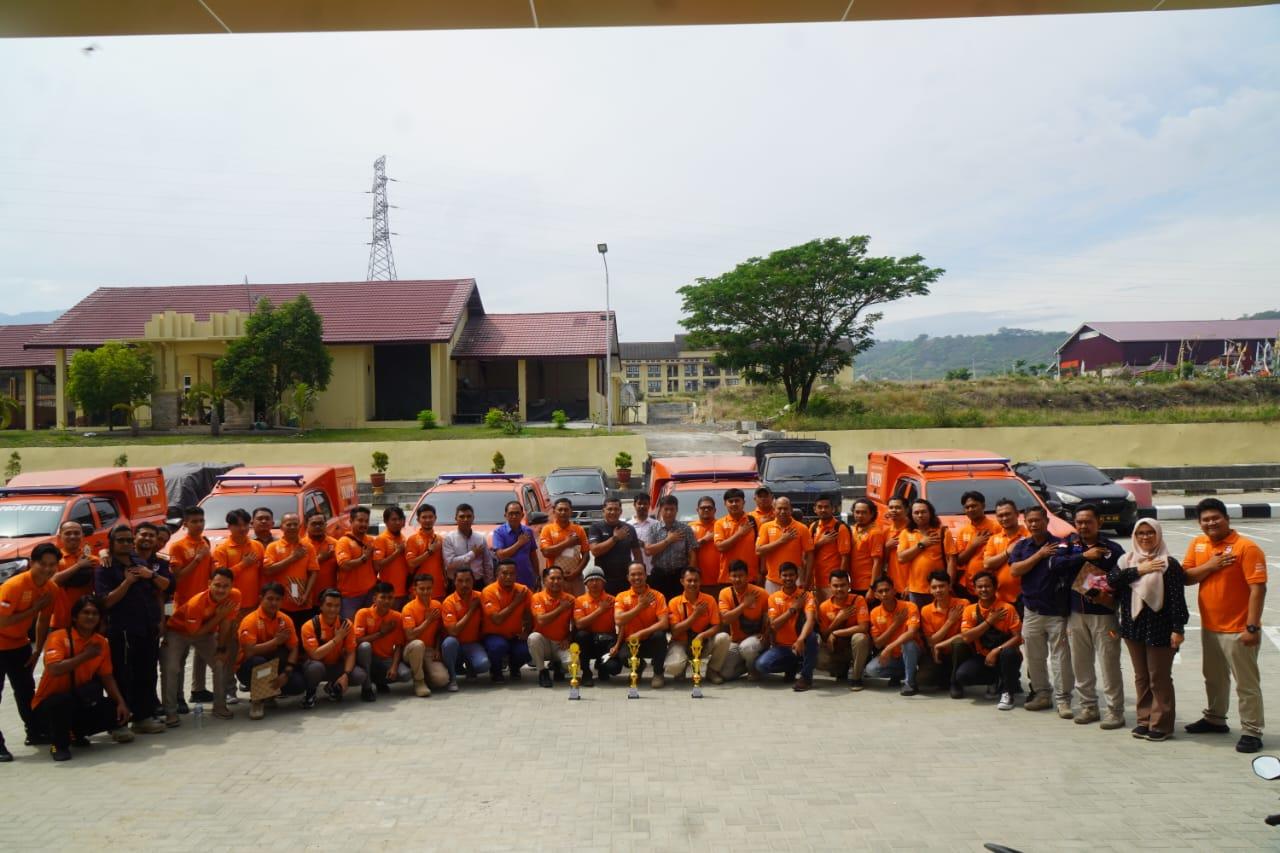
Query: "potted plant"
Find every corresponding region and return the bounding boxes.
[614,451,633,488]
[370,451,389,496]
[491,451,505,474]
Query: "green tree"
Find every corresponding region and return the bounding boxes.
[944,368,972,381]
[67,342,154,431]
[678,236,942,411]
[0,394,19,430]
[216,294,333,424]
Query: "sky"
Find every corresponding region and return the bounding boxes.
[1,8,1278,341]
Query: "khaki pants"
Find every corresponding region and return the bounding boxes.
[1202,629,1264,737]
[1125,639,1177,735]
[816,634,872,681]
[1023,608,1074,704]
[722,636,764,680]
[161,632,226,714]
[403,640,451,689]
[1068,611,1124,715]
[527,632,573,671]
[664,633,731,679]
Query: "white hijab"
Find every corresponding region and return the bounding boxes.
[1119,518,1169,618]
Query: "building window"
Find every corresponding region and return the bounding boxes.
[703,364,719,377]
[726,378,740,386]
[725,367,739,377]
[625,363,640,378]
[667,365,678,378]
[684,380,699,392]
[647,380,662,394]
[703,379,720,390]
[647,364,661,378]
[684,362,699,377]
[667,380,678,393]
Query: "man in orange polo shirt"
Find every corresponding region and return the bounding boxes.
[236,582,305,720]
[810,494,852,600]
[50,519,97,624]
[954,491,1000,600]
[849,498,885,596]
[405,504,446,601]
[0,542,61,756]
[301,588,366,705]
[374,506,412,607]
[663,566,730,684]
[718,559,769,681]
[880,497,910,594]
[755,561,819,691]
[613,562,670,688]
[164,507,218,706]
[401,573,448,696]
[354,581,409,702]
[481,560,533,683]
[440,567,490,690]
[262,512,319,635]
[751,487,776,527]
[817,569,871,689]
[897,499,958,608]
[305,511,339,604]
[1182,497,1269,753]
[756,497,814,593]
[213,508,265,615]
[160,567,239,725]
[528,565,577,688]
[715,488,760,585]
[539,499,589,595]
[865,575,922,696]
[573,566,617,685]
[335,505,378,620]
[919,570,965,692]
[981,498,1030,607]
[689,497,723,596]
[954,570,1024,710]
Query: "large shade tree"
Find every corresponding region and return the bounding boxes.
[216,294,333,423]
[67,342,155,430]
[679,236,943,411]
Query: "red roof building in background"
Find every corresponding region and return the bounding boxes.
[1057,319,1280,376]
[0,324,67,430]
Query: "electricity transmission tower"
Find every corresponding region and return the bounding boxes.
[366,155,398,280]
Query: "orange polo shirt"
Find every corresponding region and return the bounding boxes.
[899,526,957,595]
[880,520,909,592]
[531,590,575,642]
[962,600,1022,655]
[713,514,760,584]
[236,606,297,664]
[982,525,1029,605]
[718,584,769,642]
[33,628,112,709]
[756,519,814,586]
[540,521,588,557]
[301,613,356,665]
[263,538,319,613]
[686,518,721,587]
[0,571,59,651]
[810,518,853,590]
[167,532,213,607]
[1184,531,1269,634]
[334,534,378,598]
[955,517,1001,592]
[869,600,920,658]
[481,582,532,638]
[613,587,668,640]
[668,591,720,642]
[213,537,266,608]
[354,606,405,658]
[405,530,446,600]
[920,598,965,645]
[750,508,776,527]
[373,530,411,597]
[306,534,340,605]
[849,525,885,592]
[817,594,869,635]
[55,546,98,614]
[441,591,483,644]
[767,587,816,646]
[573,591,616,634]
[401,597,444,647]
[167,588,242,635]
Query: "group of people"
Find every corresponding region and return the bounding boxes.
[0,484,1266,762]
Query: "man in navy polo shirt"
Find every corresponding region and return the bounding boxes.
[1008,505,1074,718]
[492,501,540,589]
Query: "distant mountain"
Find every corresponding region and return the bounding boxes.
[853,328,1067,380]
[0,310,63,325]
[1241,310,1280,320]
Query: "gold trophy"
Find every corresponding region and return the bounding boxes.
[691,637,704,699]
[627,636,641,699]
[568,642,582,701]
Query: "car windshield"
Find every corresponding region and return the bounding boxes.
[545,474,604,496]
[764,456,836,481]
[415,490,520,525]
[0,502,66,537]
[199,494,300,525]
[1044,465,1113,487]
[925,479,1042,516]
[669,487,727,522]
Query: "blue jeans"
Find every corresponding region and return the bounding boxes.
[753,632,819,680]
[483,634,532,676]
[441,637,490,681]
[341,591,372,621]
[865,641,921,688]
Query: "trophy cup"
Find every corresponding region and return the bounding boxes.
[627,636,641,699]
[568,642,582,701]
[691,637,704,699]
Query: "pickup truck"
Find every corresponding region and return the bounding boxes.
[741,438,841,521]
[196,465,359,542]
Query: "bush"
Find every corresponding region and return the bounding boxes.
[614,451,633,470]
[371,451,389,474]
[551,409,569,429]
[491,451,505,474]
[484,408,505,429]
[485,407,522,435]
[417,409,438,430]
[113,453,128,467]
[4,451,20,481]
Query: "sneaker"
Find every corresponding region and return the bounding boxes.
[163,714,181,729]
[1100,713,1126,731]
[900,684,919,697]
[538,669,554,689]
[650,674,665,689]
[1237,734,1264,754]
[1145,730,1171,742]
[849,680,865,692]
[189,689,215,703]
[132,718,166,735]
[0,743,12,762]
[50,746,72,762]
[1024,695,1052,712]
[997,692,1015,711]
[949,684,965,700]
[301,691,318,710]
[361,686,377,703]
[793,677,812,692]
[414,680,431,698]
[1185,718,1230,735]
[325,683,344,702]
[248,701,265,721]
[1074,707,1100,725]
[984,682,1001,699]
[708,671,725,685]
[177,698,190,715]
[1132,725,1150,739]
[225,693,239,706]
[447,680,460,693]
[1056,703,1075,720]
[109,727,135,743]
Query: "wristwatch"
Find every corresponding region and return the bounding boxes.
[1247,625,1261,634]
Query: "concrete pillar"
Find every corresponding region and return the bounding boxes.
[430,343,449,424]
[517,358,528,422]
[150,390,180,430]
[23,368,35,431]
[586,357,597,420]
[222,398,252,430]
[54,348,67,429]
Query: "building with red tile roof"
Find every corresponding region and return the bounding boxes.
[1057,319,1280,375]
[0,324,67,430]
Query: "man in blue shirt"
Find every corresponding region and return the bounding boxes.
[1008,505,1074,718]
[491,502,540,589]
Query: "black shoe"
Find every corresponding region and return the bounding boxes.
[509,667,523,682]
[361,686,376,703]
[301,691,318,710]
[50,746,72,762]
[949,684,965,699]
[900,684,919,697]
[377,682,391,695]
[491,671,507,684]
[1145,731,1171,742]
[189,690,216,703]
[596,671,611,684]
[552,666,566,683]
[581,669,594,687]
[326,683,345,703]
[784,668,797,682]
[538,669,554,688]
[1131,725,1150,739]
[1185,718,1230,735]
[1237,734,1263,754]
[177,699,190,715]
[72,735,91,748]
[24,734,50,747]
[0,743,12,763]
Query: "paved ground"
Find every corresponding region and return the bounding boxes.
[2,519,1280,851]
[632,424,744,458]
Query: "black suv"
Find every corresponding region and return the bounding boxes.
[544,467,609,523]
[1014,460,1138,536]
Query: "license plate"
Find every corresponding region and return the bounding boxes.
[1102,514,1120,524]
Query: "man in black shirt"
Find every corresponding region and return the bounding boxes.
[588,497,644,595]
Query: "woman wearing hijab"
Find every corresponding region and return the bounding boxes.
[1107,519,1188,741]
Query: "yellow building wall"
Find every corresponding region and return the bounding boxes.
[312,345,373,428]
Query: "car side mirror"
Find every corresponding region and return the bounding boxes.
[527,511,548,525]
[81,523,95,538]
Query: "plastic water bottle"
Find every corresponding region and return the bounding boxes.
[193,702,204,729]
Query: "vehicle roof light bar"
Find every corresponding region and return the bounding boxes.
[918,458,1011,469]
[436,473,523,482]
[0,486,81,496]
[215,474,305,485]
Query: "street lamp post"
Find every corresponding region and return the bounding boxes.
[597,242,613,432]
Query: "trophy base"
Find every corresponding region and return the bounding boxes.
[627,687,640,699]
[568,686,581,700]
[691,685,703,699]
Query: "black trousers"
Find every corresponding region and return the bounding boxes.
[953,643,1024,694]
[573,630,621,676]
[648,571,683,601]
[624,633,668,676]
[237,650,307,696]
[33,692,120,751]
[107,628,160,721]
[0,644,37,743]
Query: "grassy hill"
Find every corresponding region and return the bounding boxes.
[853,328,1066,380]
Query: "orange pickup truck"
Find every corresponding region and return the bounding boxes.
[647,455,760,522]
[0,467,167,580]
[196,465,359,542]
